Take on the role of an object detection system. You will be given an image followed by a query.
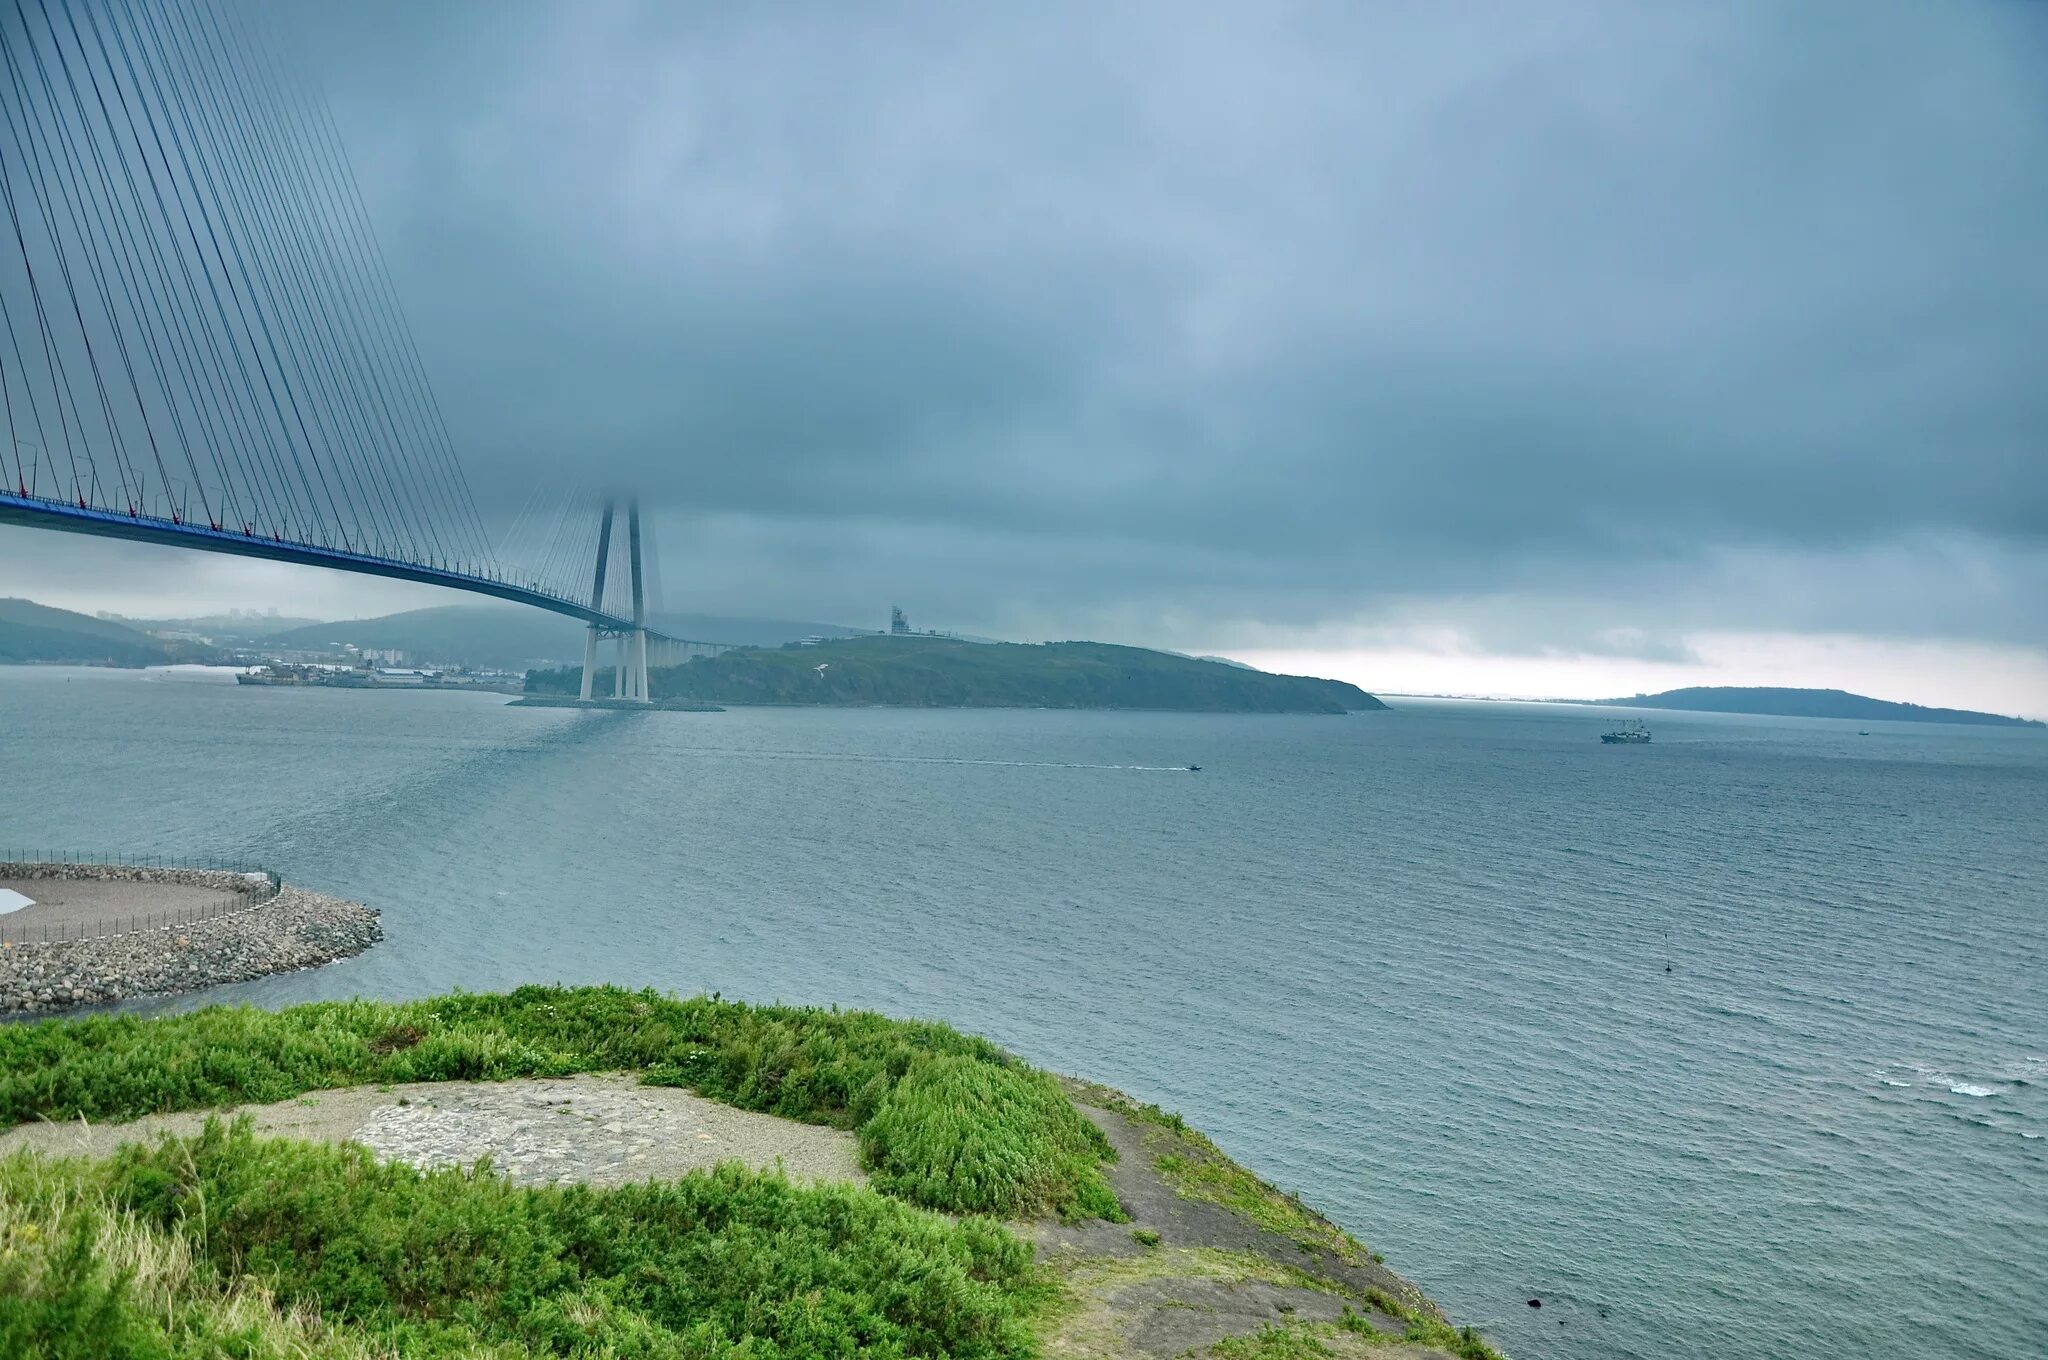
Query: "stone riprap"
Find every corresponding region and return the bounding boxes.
[0,864,379,1015]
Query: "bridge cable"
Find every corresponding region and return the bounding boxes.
[29,0,217,526]
[115,0,364,550]
[10,4,164,515]
[66,0,282,536]
[94,0,314,537]
[134,0,401,559]
[202,0,455,567]
[180,0,428,563]
[239,1,494,569]
[49,0,249,531]
[92,0,320,540]
[1,14,140,512]
[142,0,391,554]
[0,108,75,502]
[48,0,237,527]
[0,117,96,508]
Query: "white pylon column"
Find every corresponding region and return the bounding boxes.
[578,627,599,701]
[627,498,651,704]
[580,502,616,702]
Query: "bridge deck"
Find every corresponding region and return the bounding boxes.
[0,492,708,645]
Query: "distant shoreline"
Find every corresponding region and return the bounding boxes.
[1380,690,2043,729]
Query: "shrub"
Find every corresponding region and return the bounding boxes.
[2,1119,1047,1358]
[0,985,1116,1220]
[859,1054,1122,1221]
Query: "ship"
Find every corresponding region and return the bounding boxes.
[236,664,368,687]
[1600,720,1651,744]
[236,665,317,686]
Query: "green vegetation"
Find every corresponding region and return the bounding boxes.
[0,991,1506,1360]
[528,634,1386,713]
[0,985,1115,1221]
[1207,1307,1502,1360]
[1356,1294,1504,1359]
[1209,1323,1354,1358]
[1080,1084,1375,1266]
[1590,685,2044,728]
[859,1055,1123,1220]
[1,1121,1044,1358]
[0,597,212,666]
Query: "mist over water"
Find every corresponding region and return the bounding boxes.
[3,666,2042,1360]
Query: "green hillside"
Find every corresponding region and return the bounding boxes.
[532,635,1386,713]
[1597,685,2042,728]
[0,598,204,666]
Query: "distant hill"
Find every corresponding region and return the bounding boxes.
[530,635,1386,713]
[117,612,324,643]
[0,598,209,666]
[1594,686,2042,728]
[262,605,867,671]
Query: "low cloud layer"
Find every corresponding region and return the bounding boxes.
[5,1,2043,705]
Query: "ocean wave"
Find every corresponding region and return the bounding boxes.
[1948,1083,2008,1099]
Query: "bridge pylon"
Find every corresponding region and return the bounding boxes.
[578,498,652,704]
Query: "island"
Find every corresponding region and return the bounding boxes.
[526,634,1387,714]
[1587,686,2042,728]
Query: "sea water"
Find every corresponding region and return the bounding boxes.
[1,665,2041,1359]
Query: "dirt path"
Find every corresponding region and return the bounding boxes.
[1030,1081,1473,1359]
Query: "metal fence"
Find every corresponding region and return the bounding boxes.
[0,850,281,945]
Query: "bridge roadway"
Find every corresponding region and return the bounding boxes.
[0,490,724,652]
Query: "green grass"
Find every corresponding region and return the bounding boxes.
[1209,1323,1346,1358]
[1207,1309,1505,1360]
[1,1119,1046,1358]
[1356,1295,1504,1359]
[1075,1085,1370,1265]
[860,1055,1123,1220]
[0,985,1117,1221]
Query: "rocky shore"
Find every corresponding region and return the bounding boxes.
[0,865,380,1015]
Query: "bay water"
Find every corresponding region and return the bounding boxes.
[1,665,2042,1359]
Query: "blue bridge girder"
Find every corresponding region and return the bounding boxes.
[0,489,720,649]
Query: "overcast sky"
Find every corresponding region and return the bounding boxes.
[5,1,2044,714]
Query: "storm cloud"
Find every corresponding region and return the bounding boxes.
[7,0,2045,695]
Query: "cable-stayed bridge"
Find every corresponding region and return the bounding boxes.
[0,0,694,699]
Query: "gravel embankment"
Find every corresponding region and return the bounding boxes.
[0,866,380,1015]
